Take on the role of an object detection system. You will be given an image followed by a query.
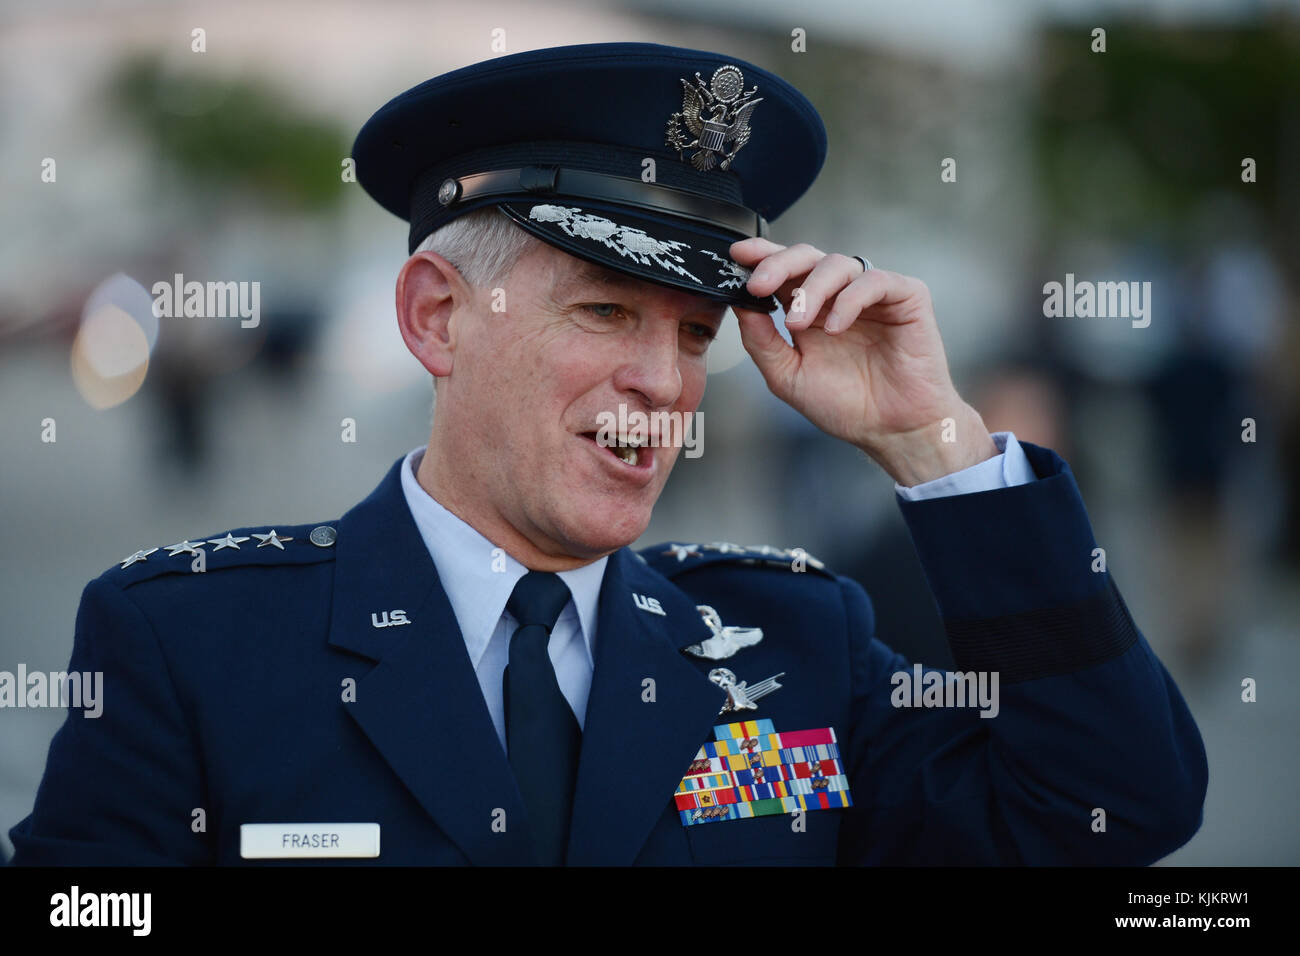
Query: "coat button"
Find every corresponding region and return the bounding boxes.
[309,526,337,548]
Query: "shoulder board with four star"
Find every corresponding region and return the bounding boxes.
[102,521,340,589]
[638,540,834,580]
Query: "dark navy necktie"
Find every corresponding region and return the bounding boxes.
[503,570,581,866]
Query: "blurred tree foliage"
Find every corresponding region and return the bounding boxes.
[108,55,347,212]
[1033,24,1299,258]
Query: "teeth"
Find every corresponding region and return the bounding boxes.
[585,431,647,465]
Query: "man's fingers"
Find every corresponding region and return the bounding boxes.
[729,242,925,337]
[740,242,825,297]
[821,271,891,334]
[728,236,786,266]
[823,269,922,333]
[733,306,797,398]
[784,253,862,331]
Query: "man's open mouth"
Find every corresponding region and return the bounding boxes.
[580,432,648,467]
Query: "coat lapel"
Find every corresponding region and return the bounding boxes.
[326,458,534,865]
[566,549,727,865]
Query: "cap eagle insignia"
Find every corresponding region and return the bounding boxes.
[665,65,762,171]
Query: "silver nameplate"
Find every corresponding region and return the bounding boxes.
[240,822,381,859]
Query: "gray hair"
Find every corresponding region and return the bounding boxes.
[413,206,540,421]
[412,206,540,286]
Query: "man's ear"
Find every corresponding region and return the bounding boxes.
[396,251,470,377]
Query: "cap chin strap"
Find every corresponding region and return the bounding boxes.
[423,164,769,241]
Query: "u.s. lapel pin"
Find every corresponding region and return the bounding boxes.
[683,605,763,660]
[708,667,783,715]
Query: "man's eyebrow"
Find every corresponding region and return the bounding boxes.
[555,262,644,294]
[553,261,727,319]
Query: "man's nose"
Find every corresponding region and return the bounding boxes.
[612,322,683,409]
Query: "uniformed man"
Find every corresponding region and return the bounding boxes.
[9,42,1207,866]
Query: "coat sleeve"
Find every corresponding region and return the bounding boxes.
[8,576,212,865]
[835,442,1208,865]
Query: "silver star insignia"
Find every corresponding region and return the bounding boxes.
[252,530,293,550]
[207,533,250,551]
[663,544,702,562]
[164,540,205,557]
[119,547,158,569]
[789,547,826,570]
[705,541,747,554]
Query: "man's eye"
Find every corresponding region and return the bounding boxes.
[684,323,719,341]
[585,303,620,317]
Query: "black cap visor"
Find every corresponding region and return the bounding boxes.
[497,199,777,313]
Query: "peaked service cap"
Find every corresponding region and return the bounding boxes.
[352,42,828,313]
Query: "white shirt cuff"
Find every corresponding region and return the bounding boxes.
[894,431,1036,501]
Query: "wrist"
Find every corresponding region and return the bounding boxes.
[860,404,998,486]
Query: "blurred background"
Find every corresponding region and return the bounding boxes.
[1,0,1296,864]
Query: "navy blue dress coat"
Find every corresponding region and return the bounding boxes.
[8,442,1207,865]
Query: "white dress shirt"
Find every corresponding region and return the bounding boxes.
[894,431,1036,500]
[399,447,607,753]
[398,431,1034,752]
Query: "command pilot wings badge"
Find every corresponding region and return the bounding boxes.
[665,65,762,171]
[683,604,764,660]
[709,667,784,715]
